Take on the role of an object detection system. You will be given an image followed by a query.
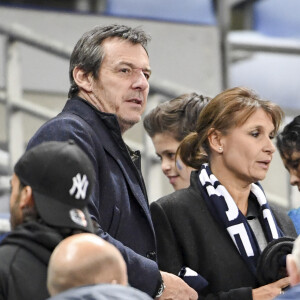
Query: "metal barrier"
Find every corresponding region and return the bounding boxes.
[0,23,72,172]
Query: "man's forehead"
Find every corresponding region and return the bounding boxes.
[102,38,149,60]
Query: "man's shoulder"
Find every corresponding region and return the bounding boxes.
[0,241,23,270]
[29,98,113,139]
[27,101,100,150]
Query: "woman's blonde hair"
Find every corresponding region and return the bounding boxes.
[178,87,284,169]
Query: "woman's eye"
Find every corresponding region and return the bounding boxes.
[167,153,176,159]
[251,131,259,138]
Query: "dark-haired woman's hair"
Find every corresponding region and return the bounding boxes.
[143,93,211,141]
[277,115,300,158]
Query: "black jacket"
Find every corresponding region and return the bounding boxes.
[150,171,297,300]
[0,221,64,300]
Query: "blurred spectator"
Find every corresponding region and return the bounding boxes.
[275,235,300,299]
[277,115,300,234]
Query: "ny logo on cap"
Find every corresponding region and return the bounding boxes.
[69,173,89,200]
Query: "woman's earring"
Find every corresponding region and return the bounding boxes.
[219,147,223,153]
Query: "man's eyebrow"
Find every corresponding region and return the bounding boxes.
[116,61,152,73]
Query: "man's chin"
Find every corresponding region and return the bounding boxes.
[118,117,140,133]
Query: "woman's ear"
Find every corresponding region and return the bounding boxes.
[207,129,223,154]
[73,66,93,93]
[19,186,34,209]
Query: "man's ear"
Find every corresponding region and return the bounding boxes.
[19,186,34,209]
[287,254,300,286]
[72,67,93,92]
[207,129,223,153]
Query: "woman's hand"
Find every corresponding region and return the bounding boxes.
[252,277,290,300]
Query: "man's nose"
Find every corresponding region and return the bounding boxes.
[132,69,149,91]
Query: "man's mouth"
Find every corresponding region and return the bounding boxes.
[128,98,142,105]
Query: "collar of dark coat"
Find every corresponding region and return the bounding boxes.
[65,97,147,202]
[68,96,143,169]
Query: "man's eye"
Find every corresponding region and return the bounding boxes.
[143,72,150,80]
[120,68,131,74]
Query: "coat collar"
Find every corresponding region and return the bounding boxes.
[62,96,150,211]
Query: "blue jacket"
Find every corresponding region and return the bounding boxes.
[27,97,160,297]
[288,207,300,235]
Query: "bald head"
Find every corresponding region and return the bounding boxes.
[47,233,128,296]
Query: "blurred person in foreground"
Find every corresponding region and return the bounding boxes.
[47,233,152,300]
[143,93,210,191]
[276,235,300,299]
[0,140,95,300]
[277,115,300,234]
[150,87,297,300]
[26,24,196,300]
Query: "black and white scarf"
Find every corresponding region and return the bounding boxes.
[198,163,283,274]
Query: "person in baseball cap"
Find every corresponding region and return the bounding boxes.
[0,140,96,300]
[13,139,94,232]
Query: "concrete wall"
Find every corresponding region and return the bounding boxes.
[0,6,221,95]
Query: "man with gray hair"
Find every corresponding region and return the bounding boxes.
[26,24,197,299]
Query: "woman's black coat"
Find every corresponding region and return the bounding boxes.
[150,171,297,300]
